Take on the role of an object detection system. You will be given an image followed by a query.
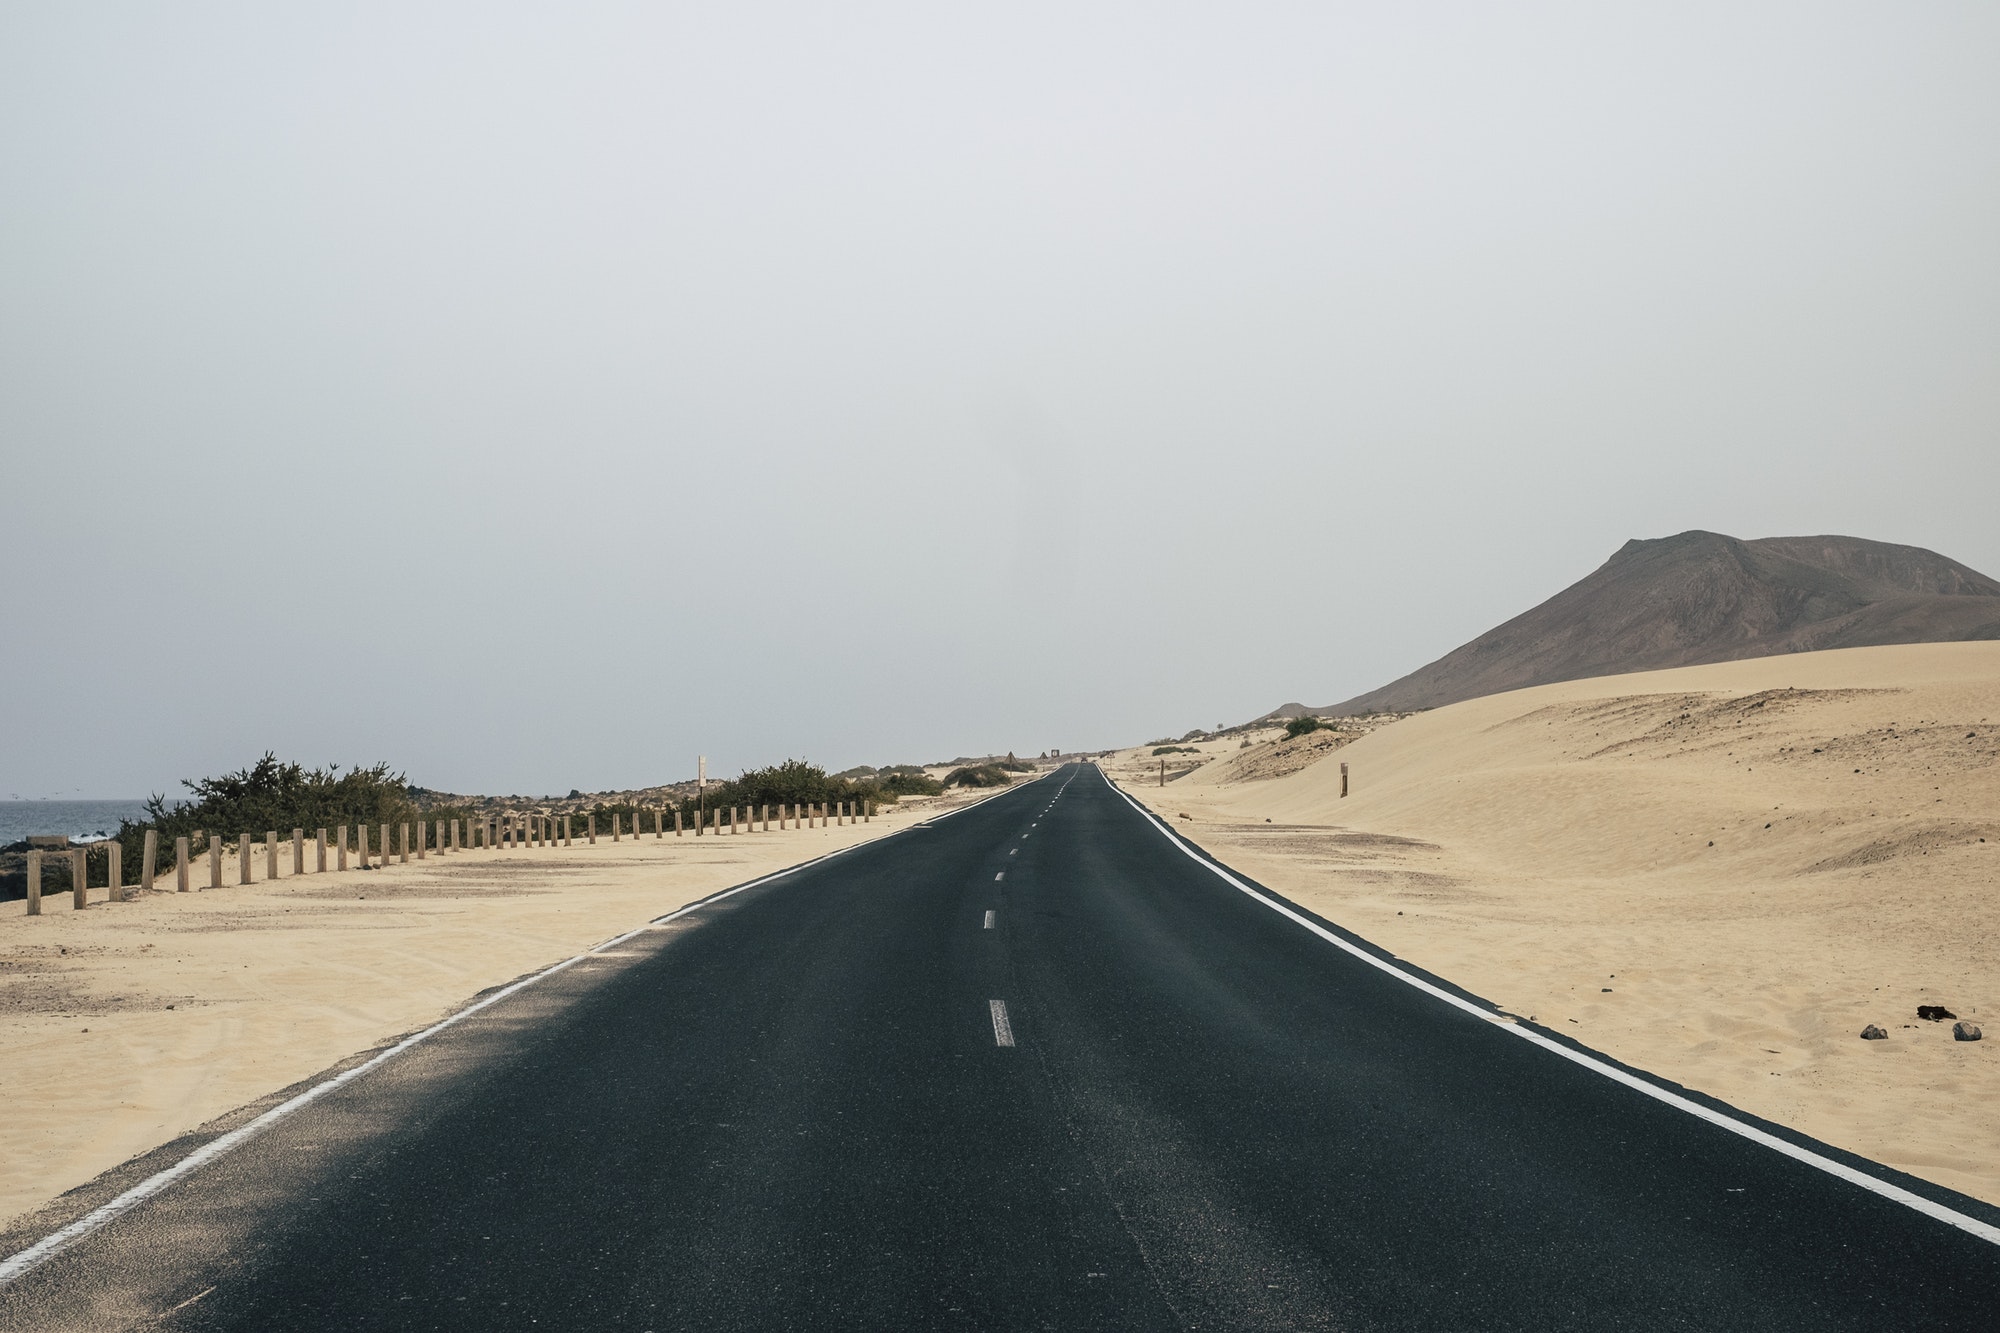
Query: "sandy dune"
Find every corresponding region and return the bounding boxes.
[1111,642,2000,1205]
[0,794,987,1235]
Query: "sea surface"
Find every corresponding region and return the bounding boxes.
[0,800,152,847]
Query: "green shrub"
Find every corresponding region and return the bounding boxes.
[115,754,475,876]
[1284,716,1323,740]
[672,757,929,823]
[1152,745,1198,756]
[879,771,944,798]
[942,765,1012,789]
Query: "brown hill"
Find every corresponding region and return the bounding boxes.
[1319,531,2000,715]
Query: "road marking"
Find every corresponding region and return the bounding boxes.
[984,910,996,929]
[994,871,1004,881]
[1101,776,2000,1249]
[0,773,1064,1289]
[990,1000,1016,1047]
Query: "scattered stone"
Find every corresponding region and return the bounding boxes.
[1954,1022,1982,1042]
[1860,1025,1888,1040]
[1918,1004,1958,1022]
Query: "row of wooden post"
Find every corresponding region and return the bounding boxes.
[20,800,875,915]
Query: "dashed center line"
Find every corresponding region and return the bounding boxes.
[984,910,996,929]
[1008,849,1016,856]
[989,1000,1015,1047]
[994,871,1004,881]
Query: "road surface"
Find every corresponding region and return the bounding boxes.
[4,763,1998,1330]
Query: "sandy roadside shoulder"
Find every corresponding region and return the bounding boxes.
[1111,643,2000,1207]
[0,788,1010,1235]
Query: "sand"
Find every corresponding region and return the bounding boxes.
[1109,642,2000,1205]
[0,792,994,1233]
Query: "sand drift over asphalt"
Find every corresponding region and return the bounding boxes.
[1115,641,2000,1205]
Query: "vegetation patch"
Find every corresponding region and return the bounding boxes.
[943,765,1013,789]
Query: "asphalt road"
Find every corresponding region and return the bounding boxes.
[5,763,1999,1331]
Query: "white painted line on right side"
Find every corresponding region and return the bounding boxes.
[1101,775,2000,1249]
[990,1000,1016,1047]
[984,910,996,929]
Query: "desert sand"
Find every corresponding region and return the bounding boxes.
[1109,642,2000,1205]
[0,791,997,1235]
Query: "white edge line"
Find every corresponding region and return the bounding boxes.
[1099,772,2000,1248]
[990,999,1016,1047]
[0,773,1052,1287]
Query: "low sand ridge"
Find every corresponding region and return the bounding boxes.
[1110,642,2000,1205]
[0,792,997,1236]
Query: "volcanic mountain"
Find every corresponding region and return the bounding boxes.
[1313,531,2000,716]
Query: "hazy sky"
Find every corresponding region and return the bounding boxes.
[5,3,1998,799]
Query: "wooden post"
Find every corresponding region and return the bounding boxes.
[109,841,123,902]
[175,836,189,892]
[399,823,410,863]
[760,804,769,832]
[356,824,368,869]
[866,800,873,822]
[239,834,253,885]
[562,815,571,846]
[416,820,427,859]
[588,814,596,844]
[72,848,88,909]
[1340,762,1349,798]
[1160,758,1165,787]
[316,829,327,872]
[207,833,221,887]
[265,831,279,881]
[674,809,683,837]
[449,818,460,851]
[293,828,305,874]
[25,851,40,915]
[337,825,349,870]
[142,829,158,892]
[655,809,663,839]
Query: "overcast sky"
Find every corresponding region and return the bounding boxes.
[4,3,1998,799]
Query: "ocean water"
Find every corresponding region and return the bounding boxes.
[0,800,153,847]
